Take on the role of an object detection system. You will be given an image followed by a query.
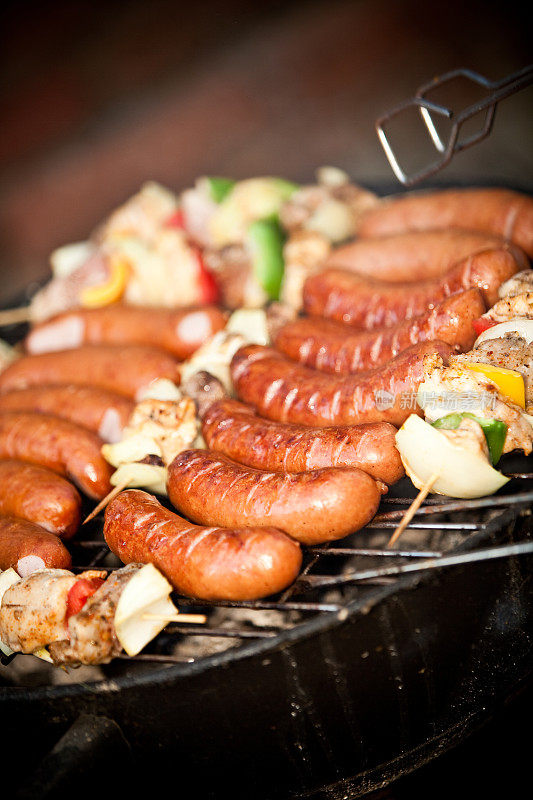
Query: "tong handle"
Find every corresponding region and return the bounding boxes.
[376,64,533,187]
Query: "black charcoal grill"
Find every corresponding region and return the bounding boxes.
[2,437,532,798]
[1,162,532,796]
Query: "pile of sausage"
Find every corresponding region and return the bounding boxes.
[1,186,532,604]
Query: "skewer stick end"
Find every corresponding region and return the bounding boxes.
[386,473,439,549]
[0,306,32,327]
[83,480,131,524]
[140,613,207,625]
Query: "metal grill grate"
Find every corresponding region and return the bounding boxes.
[45,469,533,670]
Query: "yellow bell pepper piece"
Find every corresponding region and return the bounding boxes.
[461,361,525,409]
[80,255,130,308]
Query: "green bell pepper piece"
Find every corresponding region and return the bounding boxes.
[247,217,286,301]
[271,178,300,198]
[431,413,507,465]
[206,177,236,203]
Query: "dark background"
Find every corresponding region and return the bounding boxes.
[1,0,532,303]
[1,1,531,795]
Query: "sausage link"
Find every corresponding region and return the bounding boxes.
[0,460,81,538]
[326,229,529,281]
[202,397,404,484]
[0,515,72,574]
[303,248,518,328]
[25,304,227,358]
[0,412,113,500]
[0,385,134,443]
[0,344,180,400]
[274,289,485,373]
[357,188,533,257]
[167,449,382,545]
[104,489,302,601]
[231,341,452,427]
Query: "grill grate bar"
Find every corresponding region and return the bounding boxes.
[374,490,533,521]
[173,598,343,612]
[297,541,533,591]
[164,625,279,638]
[366,521,480,530]
[116,653,196,664]
[310,547,443,558]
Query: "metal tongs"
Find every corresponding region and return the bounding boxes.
[376,64,533,187]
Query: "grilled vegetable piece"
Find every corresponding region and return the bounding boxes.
[432,413,508,465]
[396,415,509,499]
[247,218,286,300]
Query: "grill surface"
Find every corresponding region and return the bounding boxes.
[2,447,532,686]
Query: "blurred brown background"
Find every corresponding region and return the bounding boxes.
[1,0,531,302]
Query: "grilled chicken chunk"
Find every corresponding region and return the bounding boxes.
[420,354,533,455]
[498,269,533,299]
[452,335,533,412]
[48,564,141,666]
[0,569,78,653]
[485,292,533,323]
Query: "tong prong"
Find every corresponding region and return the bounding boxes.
[376,64,533,186]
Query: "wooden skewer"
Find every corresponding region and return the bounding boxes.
[0,306,32,326]
[141,613,207,624]
[83,479,131,524]
[386,472,439,549]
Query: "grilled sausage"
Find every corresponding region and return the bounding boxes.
[104,489,302,600]
[325,229,529,282]
[231,341,453,427]
[0,344,180,400]
[274,289,485,373]
[0,412,113,500]
[167,449,382,544]
[201,397,404,484]
[0,385,134,443]
[0,516,72,575]
[0,460,81,538]
[356,188,533,257]
[303,248,518,328]
[25,304,227,358]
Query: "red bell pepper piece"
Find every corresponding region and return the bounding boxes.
[165,209,219,303]
[66,577,105,621]
[165,208,186,229]
[193,247,219,304]
[473,317,498,337]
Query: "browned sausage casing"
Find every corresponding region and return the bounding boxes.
[167,450,382,544]
[104,489,302,601]
[201,398,404,484]
[0,412,113,500]
[231,341,452,428]
[274,288,485,374]
[356,188,533,257]
[25,304,227,358]
[326,229,529,282]
[0,344,180,400]
[0,516,72,572]
[0,385,134,442]
[303,248,518,328]
[0,460,81,538]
